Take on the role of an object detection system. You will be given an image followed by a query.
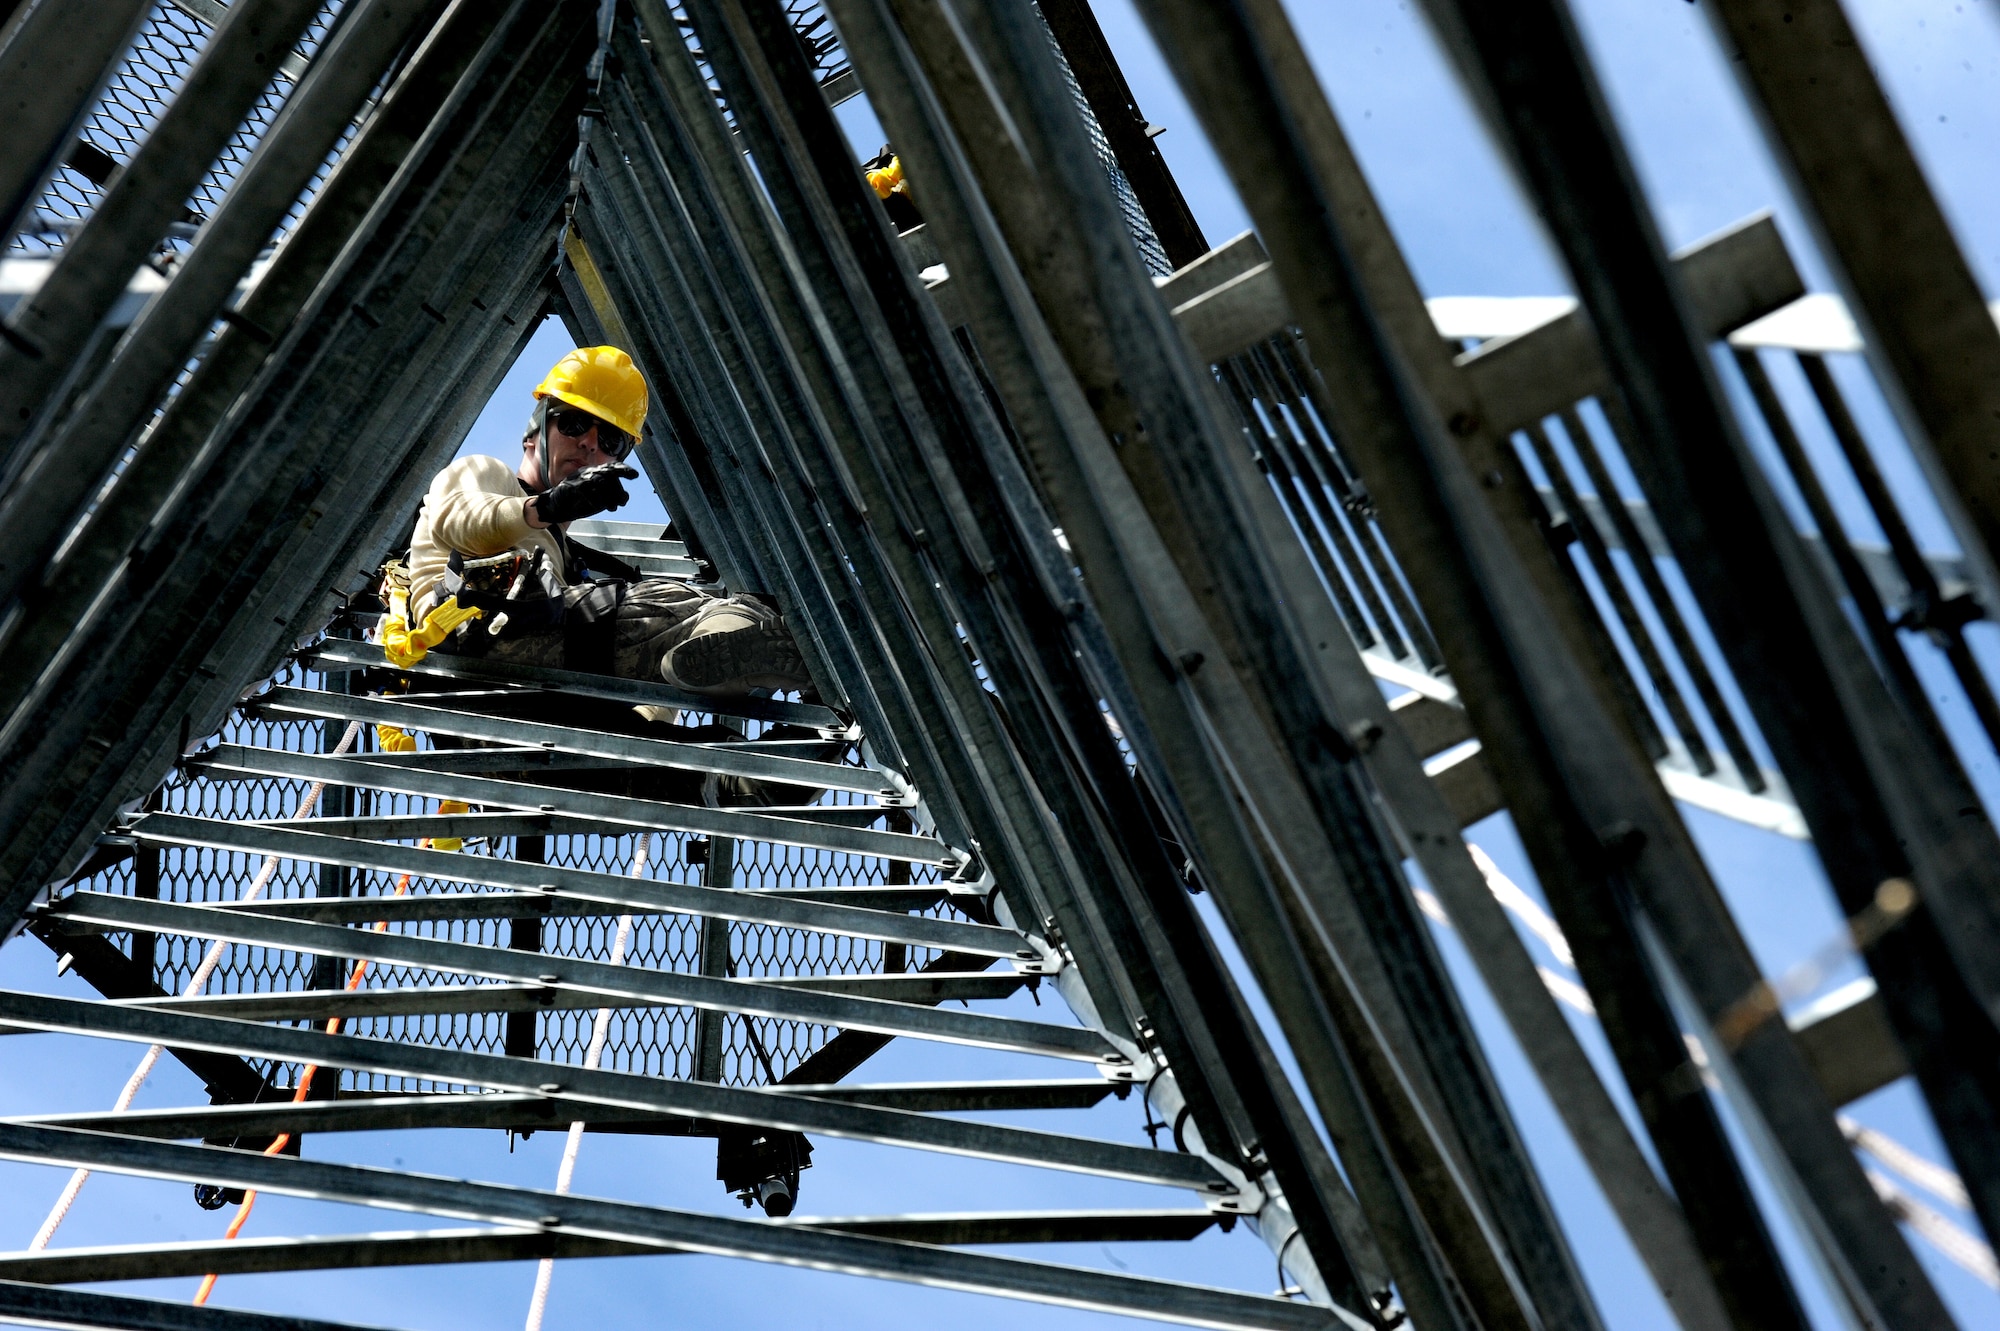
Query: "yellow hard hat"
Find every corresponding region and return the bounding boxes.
[533,345,648,438]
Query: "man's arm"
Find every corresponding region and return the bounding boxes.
[427,455,536,556]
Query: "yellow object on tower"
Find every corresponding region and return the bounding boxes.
[865,154,904,201]
[431,799,471,852]
[374,724,417,753]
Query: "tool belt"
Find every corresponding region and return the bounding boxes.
[436,548,629,674]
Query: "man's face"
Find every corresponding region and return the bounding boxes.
[541,406,616,485]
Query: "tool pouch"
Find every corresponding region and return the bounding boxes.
[560,579,627,674]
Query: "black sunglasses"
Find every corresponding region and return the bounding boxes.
[549,406,633,460]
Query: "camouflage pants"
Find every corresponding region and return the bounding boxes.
[476,578,754,683]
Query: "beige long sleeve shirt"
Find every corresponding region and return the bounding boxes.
[408,454,570,614]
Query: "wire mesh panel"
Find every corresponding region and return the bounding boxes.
[11,1,347,258]
[1035,8,1170,279]
[60,644,954,1094]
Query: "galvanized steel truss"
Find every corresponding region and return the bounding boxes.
[0,0,1994,1328]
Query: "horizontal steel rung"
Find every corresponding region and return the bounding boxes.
[567,519,690,549]
[14,1081,1124,1140]
[330,747,655,773]
[252,686,877,792]
[86,971,1022,1024]
[782,1080,1128,1111]
[37,894,1098,1060]
[18,1092,694,1140]
[0,1212,1221,1283]
[127,813,1013,955]
[0,1123,1322,1330]
[305,639,841,729]
[188,746,952,862]
[197,895,983,945]
[0,1281,387,1331]
[245,804,898,841]
[0,993,1209,1191]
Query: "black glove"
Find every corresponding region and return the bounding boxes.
[535,463,638,526]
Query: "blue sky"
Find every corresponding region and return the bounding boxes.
[3,2,1997,1328]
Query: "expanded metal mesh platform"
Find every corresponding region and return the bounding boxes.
[64,649,949,1093]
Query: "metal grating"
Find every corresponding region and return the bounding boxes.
[1037,8,1171,278]
[61,654,947,1093]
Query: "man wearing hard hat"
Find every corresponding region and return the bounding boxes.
[397,346,809,695]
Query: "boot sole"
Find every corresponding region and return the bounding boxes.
[665,621,807,692]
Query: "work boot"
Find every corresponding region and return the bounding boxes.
[661,598,809,695]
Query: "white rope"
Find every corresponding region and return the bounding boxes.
[1536,966,1595,1016]
[1844,1115,1970,1210]
[1865,1168,1998,1288]
[27,720,362,1251]
[524,833,649,1331]
[1413,860,1593,1017]
[1466,842,1573,968]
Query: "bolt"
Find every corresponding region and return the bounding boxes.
[1596,820,1647,866]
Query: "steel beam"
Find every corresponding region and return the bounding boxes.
[628,0,1082,935]
[662,10,1391,1319]
[18,1093,696,1142]
[0,989,1221,1191]
[0,1124,1328,1331]
[306,639,842,729]
[1789,985,1910,1110]
[833,0,1442,1317]
[5,6,576,932]
[0,0,329,464]
[0,1280,389,1331]
[1034,0,1205,268]
[72,971,1019,1028]
[35,895,1097,1062]
[0,1212,1222,1284]
[891,0,1609,1322]
[1704,0,2000,606]
[1434,0,2000,1268]
[22,920,268,1105]
[0,0,447,618]
[0,0,154,250]
[250,687,880,791]
[128,811,1013,955]
[1457,213,1803,433]
[0,0,553,928]
[187,746,951,863]
[15,1081,1122,1142]
[587,30,939,790]
[1138,0,1952,1323]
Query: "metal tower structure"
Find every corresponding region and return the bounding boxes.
[0,0,1994,1327]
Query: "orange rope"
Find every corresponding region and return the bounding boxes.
[193,849,427,1305]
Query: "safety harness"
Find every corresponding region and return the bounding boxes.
[376,520,644,674]
[376,557,482,669]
